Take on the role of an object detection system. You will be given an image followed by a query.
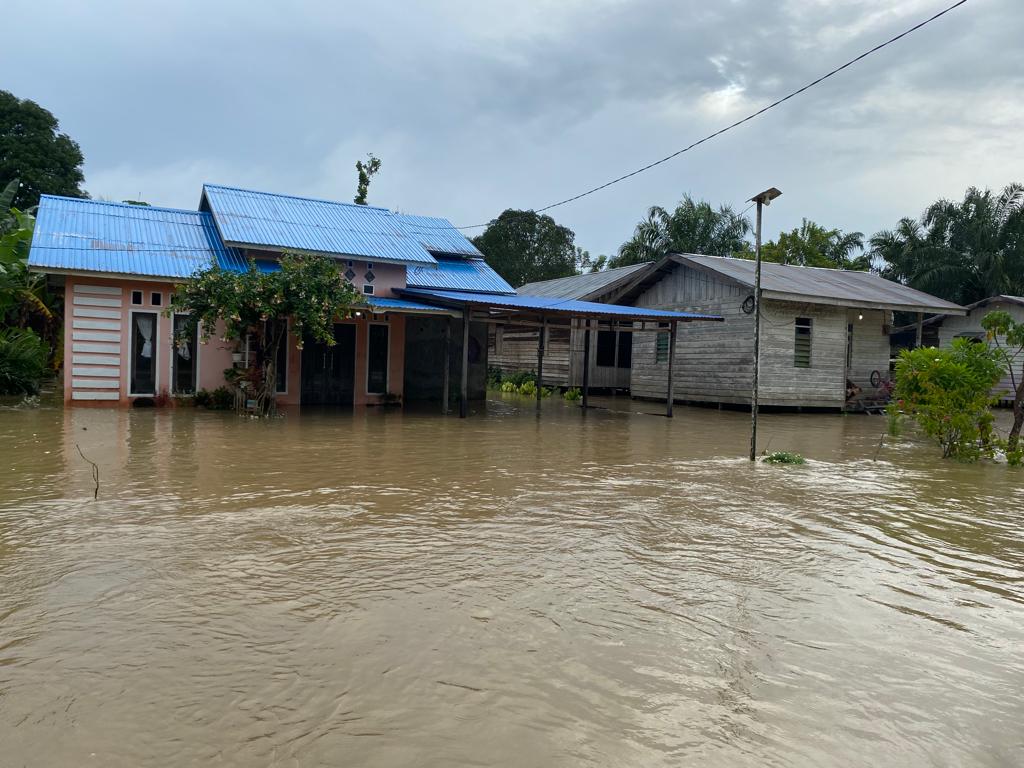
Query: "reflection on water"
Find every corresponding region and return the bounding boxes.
[0,397,1022,767]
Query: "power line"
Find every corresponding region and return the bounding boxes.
[452,0,970,230]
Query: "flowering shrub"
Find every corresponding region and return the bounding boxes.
[888,339,1002,460]
[169,254,362,416]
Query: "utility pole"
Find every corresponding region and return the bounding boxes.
[748,187,782,461]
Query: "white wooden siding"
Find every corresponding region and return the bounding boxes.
[69,284,124,401]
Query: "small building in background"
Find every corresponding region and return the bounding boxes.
[490,263,650,391]
[618,254,964,410]
[893,295,1024,405]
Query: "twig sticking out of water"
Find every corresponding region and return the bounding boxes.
[873,433,885,462]
[75,443,100,500]
[760,437,774,457]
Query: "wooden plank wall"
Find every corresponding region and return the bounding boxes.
[938,300,1024,404]
[630,265,756,404]
[490,326,571,386]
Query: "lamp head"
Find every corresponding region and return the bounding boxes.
[749,187,783,206]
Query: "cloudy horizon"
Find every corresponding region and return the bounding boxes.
[4,0,1021,257]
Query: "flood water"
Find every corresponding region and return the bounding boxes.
[0,396,1021,767]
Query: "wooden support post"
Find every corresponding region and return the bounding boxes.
[915,312,924,348]
[459,308,470,418]
[442,317,451,415]
[666,320,677,417]
[536,318,546,411]
[581,319,591,410]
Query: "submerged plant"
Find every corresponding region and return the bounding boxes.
[0,328,48,395]
[762,451,806,465]
[563,387,582,401]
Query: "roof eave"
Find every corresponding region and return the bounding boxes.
[226,243,438,268]
[760,289,967,315]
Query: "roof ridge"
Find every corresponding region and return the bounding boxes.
[202,183,392,213]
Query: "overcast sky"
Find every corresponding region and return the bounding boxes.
[4,0,1022,256]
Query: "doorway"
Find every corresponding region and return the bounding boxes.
[300,324,356,405]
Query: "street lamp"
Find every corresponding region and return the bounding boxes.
[748,186,782,461]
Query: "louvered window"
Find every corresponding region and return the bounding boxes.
[794,317,812,368]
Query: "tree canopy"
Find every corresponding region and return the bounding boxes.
[169,253,362,416]
[751,218,867,269]
[354,153,382,205]
[870,183,1024,305]
[472,209,579,287]
[0,90,87,210]
[611,195,751,268]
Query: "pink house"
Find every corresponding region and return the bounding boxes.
[29,185,509,408]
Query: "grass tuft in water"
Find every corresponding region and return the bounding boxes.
[762,451,806,465]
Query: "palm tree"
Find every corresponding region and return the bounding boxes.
[612,195,751,267]
[870,184,1024,304]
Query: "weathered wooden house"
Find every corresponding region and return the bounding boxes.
[616,254,964,410]
[489,263,650,390]
[894,295,1024,405]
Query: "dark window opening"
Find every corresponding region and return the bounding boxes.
[363,284,374,295]
[846,323,854,369]
[795,317,812,368]
[172,315,198,394]
[131,290,143,305]
[616,331,633,369]
[131,312,157,395]
[367,324,389,394]
[151,292,162,307]
[596,330,616,367]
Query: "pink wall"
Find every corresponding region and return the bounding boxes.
[64,274,408,408]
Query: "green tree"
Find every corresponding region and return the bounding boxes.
[576,247,607,274]
[870,184,1024,304]
[472,209,578,287]
[611,195,751,268]
[354,153,382,205]
[169,253,362,416]
[756,219,866,269]
[889,338,1003,460]
[981,310,1024,454]
[0,91,87,209]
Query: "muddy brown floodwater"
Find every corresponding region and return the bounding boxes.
[0,395,1022,767]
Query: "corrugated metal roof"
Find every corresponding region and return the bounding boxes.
[202,184,437,266]
[517,262,652,299]
[394,213,483,257]
[28,195,246,278]
[675,254,966,314]
[365,296,456,314]
[406,257,515,294]
[402,288,722,321]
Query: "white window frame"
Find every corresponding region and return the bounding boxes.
[128,309,160,396]
[366,321,390,395]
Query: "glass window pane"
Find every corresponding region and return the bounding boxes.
[131,312,157,394]
[172,315,197,394]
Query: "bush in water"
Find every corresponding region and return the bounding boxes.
[0,328,48,395]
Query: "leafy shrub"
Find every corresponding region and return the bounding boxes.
[889,339,1002,460]
[763,451,806,465]
[0,328,48,395]
[486,366,504,389]
[194,386,234,410]
[563,387,582,401]
[518,379,537,397]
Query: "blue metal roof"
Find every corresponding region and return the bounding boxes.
[365,296,455,314]
[29,195,247,278]
[406,257,515,294]
[202,184,437,266]
[394,213,483,257]
[401,288,723,321]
